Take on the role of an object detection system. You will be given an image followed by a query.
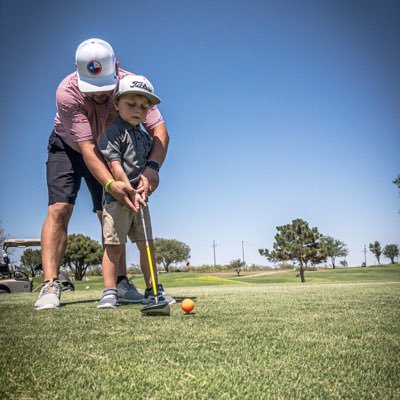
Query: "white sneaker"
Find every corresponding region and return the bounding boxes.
[34,280,61,310]
[97,289,118,309]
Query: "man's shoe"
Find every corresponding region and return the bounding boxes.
[34,280,61,310]
[97,289,118,309]
[144,284,176,305]
[116,278,144,304]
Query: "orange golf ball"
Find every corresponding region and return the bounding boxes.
[181,298,195,313]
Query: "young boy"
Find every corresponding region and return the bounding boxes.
[97,75,174,309]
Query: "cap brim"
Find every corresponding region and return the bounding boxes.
[118,90,161,105]
[77,74,118,93]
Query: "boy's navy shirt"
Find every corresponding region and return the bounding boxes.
[99,116,153,204]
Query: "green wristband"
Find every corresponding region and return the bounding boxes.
[105,179,115,192]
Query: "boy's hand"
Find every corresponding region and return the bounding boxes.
[128,191,146,212]
[108,181,139,211]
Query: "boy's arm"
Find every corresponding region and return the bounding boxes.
[107,160,145,211]
[108,160,133,189]
[78,140,136,211]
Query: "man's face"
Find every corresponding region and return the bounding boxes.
[84,90,114,105]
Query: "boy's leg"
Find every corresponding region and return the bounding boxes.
[95,209,129,276]
[136,240,156,288]
[138,241,175,303]
[102,244,124,289]
[98,244,123,309]
[115,246,145,304]
[102,202,144,304]
[129,206,155,288]
[132,209,176,305]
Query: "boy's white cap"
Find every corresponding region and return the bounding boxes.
[116,75,161,105]
[75,38,117,93]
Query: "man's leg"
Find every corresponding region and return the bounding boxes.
[35,202,73,310]
[41,203,73,280]
[37,131,85,309]
[43,132,79,281]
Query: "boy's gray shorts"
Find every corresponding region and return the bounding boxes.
[102,202,153,245]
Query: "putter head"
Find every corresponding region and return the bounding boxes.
[140,301,171,316]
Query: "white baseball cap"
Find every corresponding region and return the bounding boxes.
[116,75,161,105]
[75,38,117,93]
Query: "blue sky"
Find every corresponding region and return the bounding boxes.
[1,0,399,268]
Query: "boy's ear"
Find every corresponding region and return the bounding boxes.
[112,97,119,111]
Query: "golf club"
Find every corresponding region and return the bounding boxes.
[139,205,170,316]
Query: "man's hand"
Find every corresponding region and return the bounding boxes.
[137,167,160,200]
[109,181,145,212]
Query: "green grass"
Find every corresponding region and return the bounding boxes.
[1,267,400,399]
[236,264,400,285]
[51,264,400,292]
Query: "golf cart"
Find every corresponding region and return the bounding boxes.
[0,239,74,293]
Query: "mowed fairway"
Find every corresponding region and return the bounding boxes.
[1,269,399,399]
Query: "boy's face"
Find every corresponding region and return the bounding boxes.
[114,94,151,126]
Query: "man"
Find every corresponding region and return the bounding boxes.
[35,38,169,310]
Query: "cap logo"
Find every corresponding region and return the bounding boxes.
[86,60,102,75]
[129,81,152,93]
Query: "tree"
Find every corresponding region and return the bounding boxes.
[369,241,382,265]
[394,174,400,213]
[62,234,103,280]
[393,174,400,189]
[20,249,42,278]
[320,236,349,269]
[229,259,245,276]
[383,244,399,264]
[0,221,13,262]
[259,218,326,283]
[154,238,191,272]
[0,220,7,245]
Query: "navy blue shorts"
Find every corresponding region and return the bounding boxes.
[46,131,102,213]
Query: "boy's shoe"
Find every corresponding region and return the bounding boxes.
[144,284,176,305]
[97,289,118,309]
[34,280,61,310]
[116,278,144,304]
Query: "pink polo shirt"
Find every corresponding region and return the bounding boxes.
[53,68,164,153]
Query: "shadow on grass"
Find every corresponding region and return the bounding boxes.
[61,299,98,307]
[59,296,198,308]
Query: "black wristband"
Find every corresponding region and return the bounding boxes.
[146,160,160,172]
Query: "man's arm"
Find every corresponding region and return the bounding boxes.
[147,123,169,165]
[78,140,136,210]
[138,123,169,198]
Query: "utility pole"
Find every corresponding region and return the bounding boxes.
[363,245,367,267]
[212,240,217,266]
[241,240,245,268]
